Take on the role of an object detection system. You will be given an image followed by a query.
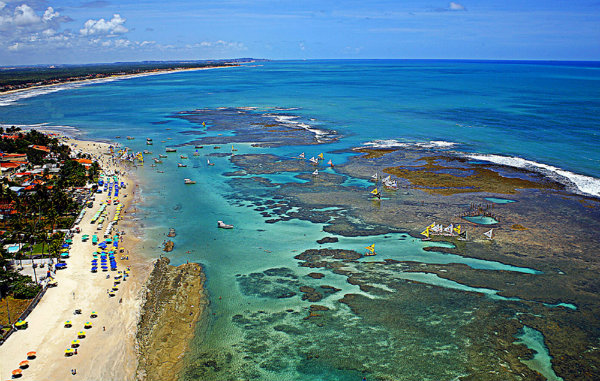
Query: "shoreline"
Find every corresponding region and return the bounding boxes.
[0,64,239,98]
[0,133,208,380]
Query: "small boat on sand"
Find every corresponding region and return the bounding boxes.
[218,221,233,229]
[178,163,187,167]
[184,178,196,184]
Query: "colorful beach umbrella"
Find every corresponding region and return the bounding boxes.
[84,322,92,329]
[65,348,75,356]
[64,320,72,328]
[12,369,22,376]
[90,311,97,318]
[78,331,86,338]
[19,360,29,368]
[26,351,36,359]
[71,339,80,348]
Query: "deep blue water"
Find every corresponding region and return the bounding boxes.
[1,60,598,379]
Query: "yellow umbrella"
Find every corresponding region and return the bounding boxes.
[15,320,28,329]
[77,331,86,338]
[90,311,98,318]
[64,321,72,328]
[71,339,80,348]
[84,322,92,329]
[65,348,75,356]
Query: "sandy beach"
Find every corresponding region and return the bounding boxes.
[0,65,238,98]
[0,138,154,380]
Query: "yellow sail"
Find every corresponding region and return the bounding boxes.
[453,225,462,234]
[365,244,375,252]
[318,153,324,159]
[428,222,435,229]
[370,188,379,195]
[421,228,430,238]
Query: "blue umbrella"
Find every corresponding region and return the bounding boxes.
[62,244,69,248]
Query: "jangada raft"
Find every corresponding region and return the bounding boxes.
[217,220,233,229]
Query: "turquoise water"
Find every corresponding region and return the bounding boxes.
[462,215,499,225]
[515,326,564,381]
[1,60,597,379]
[485,197,517,204]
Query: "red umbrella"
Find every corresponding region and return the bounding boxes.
[27,351,37,359]
[12,368,23,376]
[19,360,29,368]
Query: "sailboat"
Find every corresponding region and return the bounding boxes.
[327,159,333,167]
[317,153,324,160]
[371,173,379,182]
[364,244,376,256]
[484,229,494,239]
[309,156,319,165]
[370,188,381,199]
[298,152,305,159]
[312,169,319,176]
[231,145,238,152]
[420,228,430,239]
[207,159,214,166]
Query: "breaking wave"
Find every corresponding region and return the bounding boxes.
[363,139,458,149]
[465,154,600,198]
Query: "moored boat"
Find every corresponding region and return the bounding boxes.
[218,220,233,229]
[184,178,196,184]
[178,163,187,167]
[166,148,177,152]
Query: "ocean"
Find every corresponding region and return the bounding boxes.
[1,60,599,380]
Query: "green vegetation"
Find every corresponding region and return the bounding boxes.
[0,60,246,92]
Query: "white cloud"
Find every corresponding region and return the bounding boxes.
[42,7,59,22]
[80,14,128,36]
[449,2,466,11]
[14,4,40,26]
[189,40,247,50]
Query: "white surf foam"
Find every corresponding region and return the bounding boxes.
[466,153,600,198]
[363,139,458,149]
[264,113,335,143]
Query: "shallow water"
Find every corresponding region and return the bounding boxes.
[1,60,595,379]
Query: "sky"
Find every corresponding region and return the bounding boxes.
[0,0,599,65]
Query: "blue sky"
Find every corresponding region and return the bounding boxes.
[0,0,598,64]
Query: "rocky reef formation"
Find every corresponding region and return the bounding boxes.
[136,257,208,381]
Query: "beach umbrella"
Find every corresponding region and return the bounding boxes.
[19,360,29,368]
[64,321,72,328]
[26,351,36,359]
[91,267,97,273]
[12,369,22,376]
[71,339,80,348]
[15,320,28,329]
[90,311,97,318]
[65,239,73,244]
[84,321,92,329]
[65,348,75,356]
[78,331,86,338]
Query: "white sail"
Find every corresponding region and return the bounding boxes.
[312,169,319,175]
[309,156,319,164]
[299,152,305,159]
[484,229,494,239]
[383,175,391,182]
[444,224,454,234]
[371,173,378,181]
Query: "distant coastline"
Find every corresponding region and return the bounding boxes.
[0,63,243,95]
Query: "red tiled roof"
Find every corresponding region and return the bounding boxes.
[31,145,51,153]
[0,162,21,168]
